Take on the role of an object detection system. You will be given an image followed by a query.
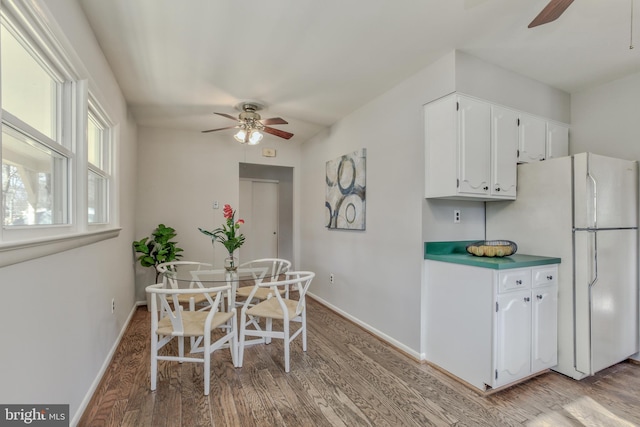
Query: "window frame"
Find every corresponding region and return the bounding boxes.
[0,0,120,267]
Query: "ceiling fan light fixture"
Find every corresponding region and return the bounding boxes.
[248,130,263,145]
[234,129,247,143]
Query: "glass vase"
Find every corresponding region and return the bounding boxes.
[224,253,238,271]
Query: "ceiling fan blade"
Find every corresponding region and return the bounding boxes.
[528,0,574,28]
[201,125,239,133]
[214,112,239,121]
[262,126,294,140]
[259,117,288,125]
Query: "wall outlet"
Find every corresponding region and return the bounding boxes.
[330,273,335,284]
[454,209,461,223]
[213,200,219,209]
[111,298,115,314]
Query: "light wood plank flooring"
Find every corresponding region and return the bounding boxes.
[79,299,640,426]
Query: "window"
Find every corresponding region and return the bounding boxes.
[87,104,111,224]
[0,0,118,264]
[1,22,70,227]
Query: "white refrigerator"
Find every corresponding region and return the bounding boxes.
[486,153,639,380]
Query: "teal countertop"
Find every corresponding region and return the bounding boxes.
[425,241,561,270]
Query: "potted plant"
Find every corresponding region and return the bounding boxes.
[199,204,245,271]
[133,223,184,282]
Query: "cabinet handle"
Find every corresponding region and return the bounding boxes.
[524,297,530,302]
[547,275,553,280]
[495,188,501,192]
[483,186,489,191]
[515,280,522,285]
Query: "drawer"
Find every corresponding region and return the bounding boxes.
[532,265,558,287]
[498,269,531,293]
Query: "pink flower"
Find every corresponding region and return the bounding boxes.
[223,204,233,219]
[237,219,245,225]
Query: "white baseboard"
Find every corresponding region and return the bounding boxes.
[307,292,422,361]
[71,304,138,427]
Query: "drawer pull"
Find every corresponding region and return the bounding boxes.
[524,297,531,302]
[516,280,523,285]
[537,294,543,300]
[546,275,553,280]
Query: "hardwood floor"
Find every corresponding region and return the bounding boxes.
[79,299,640,426]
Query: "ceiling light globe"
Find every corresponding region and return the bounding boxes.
[248,130,263,145]
[234,129,247,142]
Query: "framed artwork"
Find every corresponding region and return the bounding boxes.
[325,148,366,230]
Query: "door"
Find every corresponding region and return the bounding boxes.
[491,105,518,197]
[573,152,638,229]
[495,289,531,387]
[546,123,569,159]
[239,180,279,261]
[531,284,558,372]
[458,96,491,196]
[518,113,546,163]
[574,229,639,375]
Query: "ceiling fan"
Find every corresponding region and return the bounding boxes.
[202,101,294,145]
[528,0,575,28]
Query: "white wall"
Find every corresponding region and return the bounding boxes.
[455,51,571,124]
[134,127,302,300]
[571,71,640,161]
[300,52,456,356]
[0,1,137,425]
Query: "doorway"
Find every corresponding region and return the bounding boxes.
[239,179,279,260]
[239,163,293,263]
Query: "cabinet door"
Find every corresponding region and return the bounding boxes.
[458,96,491,195]
[491,106,518,198]
[518,113,546,163]
[495,289,531,387]
[424,95,458,198]
[531,284,558,372]
[547,123,569,159]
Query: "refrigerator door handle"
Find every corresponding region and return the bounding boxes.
[587,158,598,229]
[588,231,599,289]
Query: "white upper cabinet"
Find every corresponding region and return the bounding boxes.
[546,122,570,160]
[518,113,547,162]
[425,92,570,200]
[458,96,492,196]
[424,93,516,201]
[491,106,518,198]
[518,114,570,163]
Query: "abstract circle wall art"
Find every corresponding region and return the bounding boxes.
[325,148,366,230]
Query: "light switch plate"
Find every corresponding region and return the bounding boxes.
[262,148,276,157]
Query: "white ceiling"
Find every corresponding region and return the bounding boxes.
[78,0,640,143]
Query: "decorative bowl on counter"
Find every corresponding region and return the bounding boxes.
[466,240,517,257]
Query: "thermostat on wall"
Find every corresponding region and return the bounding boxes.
[262,148,276,157]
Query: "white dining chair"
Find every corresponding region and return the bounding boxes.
[238,271,315,372]
[146,282,237,395]
[235,258,292,306]
[156,261,216,312]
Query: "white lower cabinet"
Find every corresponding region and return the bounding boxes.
[425,261,558,391]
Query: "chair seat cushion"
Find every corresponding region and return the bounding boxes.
[157,310,234,337]
[246,298,298,320]
[236,286,285,301]
[176,292,217,305]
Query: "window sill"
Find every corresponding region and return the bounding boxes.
[0,228,121,268]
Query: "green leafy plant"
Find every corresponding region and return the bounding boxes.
[133,224,184,281]
[199,204,245,268]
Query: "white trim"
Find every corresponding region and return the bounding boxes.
[70,303,137,427]
[0,228,120,267]
[307,292,423,361]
